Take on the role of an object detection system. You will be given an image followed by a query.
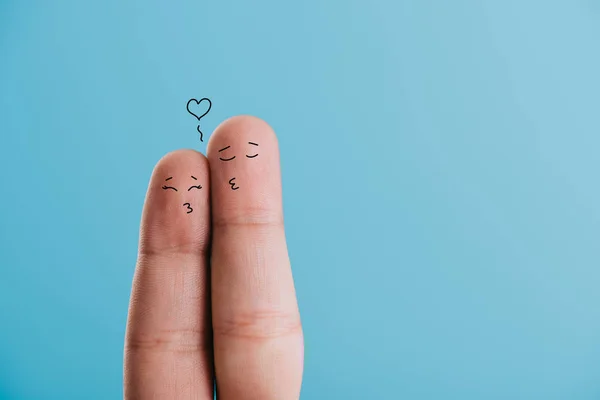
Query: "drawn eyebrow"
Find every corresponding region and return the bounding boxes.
[191,176,197,180]
[165,177,173,181]
[218,146,231,152]
[249,142,259,146]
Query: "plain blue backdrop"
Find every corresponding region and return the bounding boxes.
[1,0,600,399]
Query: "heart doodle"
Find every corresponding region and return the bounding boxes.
[186,98,212,121]
[186,97,212,142]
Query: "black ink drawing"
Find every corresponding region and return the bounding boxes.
[218,142,260,191]
[246,142,259,158]
[186,98,212,142]
[162,176,202,213]
[188,175,202,191]
[218,145,236,161]
[162,176,177,191]
[228,177,240,191]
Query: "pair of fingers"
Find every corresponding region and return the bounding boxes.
[124,116,304,399]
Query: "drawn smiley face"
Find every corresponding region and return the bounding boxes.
[218,142,259,191]
[161,175,203,213]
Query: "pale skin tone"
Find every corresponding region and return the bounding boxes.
[124,116,304,399]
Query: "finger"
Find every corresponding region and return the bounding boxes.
[124,149,214,400]
[207,116,304,400]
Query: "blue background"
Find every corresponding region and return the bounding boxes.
[1,1,600,399]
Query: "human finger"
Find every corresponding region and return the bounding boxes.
[207,116,304,400]
[124,149,214,399]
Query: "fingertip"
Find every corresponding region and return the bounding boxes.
[207,115,278,157]
[206,115,282,225]
[140,148,211,254]
[151,149,209,178]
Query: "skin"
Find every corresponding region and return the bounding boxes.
[124,116,304,399]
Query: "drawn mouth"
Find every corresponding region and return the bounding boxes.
[228,177,240,191]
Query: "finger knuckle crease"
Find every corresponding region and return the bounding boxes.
[213,208,284,228]
[214,310,302,340]
[126,328,209,354]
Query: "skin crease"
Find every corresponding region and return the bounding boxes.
[124,116,304,400]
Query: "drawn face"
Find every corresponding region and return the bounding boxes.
[161,175,203,213]
[218,141,259,190]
